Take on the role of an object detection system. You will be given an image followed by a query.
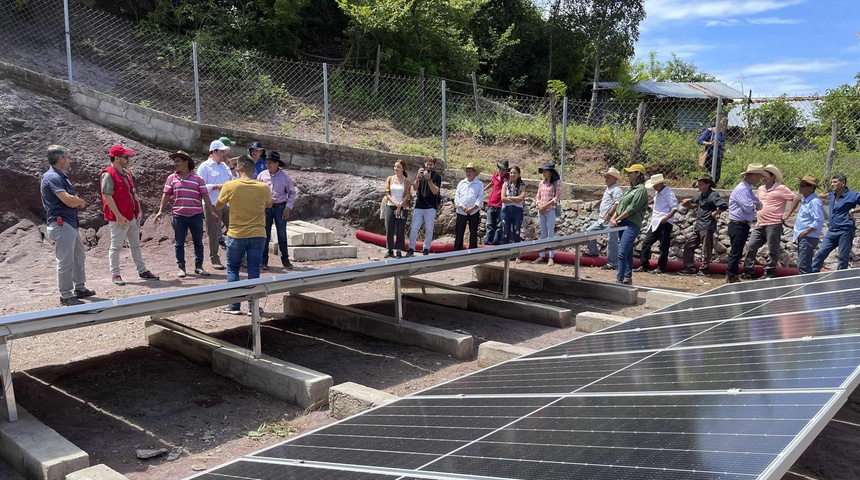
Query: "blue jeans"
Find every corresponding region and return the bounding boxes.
[538,209,557,259]
[484,206,502,245]
[409,208,437,251]
[617,219,640,282]
[796,236,820,275]
[500,206,523,244]
[226,236,266,310]
[173,213,204,268]
[812,229,855,272]
[263,203,289,265]
[585,219,618,266]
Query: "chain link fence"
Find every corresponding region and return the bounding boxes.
[3,0,860,187]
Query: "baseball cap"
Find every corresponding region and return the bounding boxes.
[218,136,236,146]
[209,140,230,152]
[109,145,135,157]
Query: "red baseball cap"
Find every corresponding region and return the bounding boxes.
[109,145,135,157]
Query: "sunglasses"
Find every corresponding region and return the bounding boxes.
[798,183,813,188]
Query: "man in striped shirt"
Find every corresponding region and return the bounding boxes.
[154,150,219,278]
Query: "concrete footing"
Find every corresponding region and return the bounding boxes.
[477,341,536,368]
[145,319,332,408]
[474,265,638,305]
[0,405,89,480]
[285,294,474,359]
[645,289,696,310]
[329,382,399,420]
[401,277,572,327]
[575,312,629,333]
[287,244,357,261]
[66,464,127,480]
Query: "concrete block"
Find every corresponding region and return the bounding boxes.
[288,245,357,261]
[575,312,629,333]
[97,100,126,118]
[134,126,159,142]
[477,341,535,368]
[149,116,175,134]
[173,124,198,143]
[402,282,470,310]
[70,91,99,110]
[125,108,151,126]
[474,265,638,305]
[212,348,332,409]
[0,405,89,480]
[66,464,127,480]
[328,382,399,420]
[145,319,230,366]
[286,294,473,359]
[290,220,335,245]
[646,289,696,310]
[154,131,181,149]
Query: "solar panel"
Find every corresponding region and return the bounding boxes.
[189,270,860,480]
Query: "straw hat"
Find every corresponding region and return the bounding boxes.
[798,174,820,189]
[695,173,715,186]
[740,163,766,176]
[603,167,622,180]
[763,164,783,183]
[463,162,481,174]
[644,173,667,189]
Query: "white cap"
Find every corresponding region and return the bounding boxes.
[209,140,230,152]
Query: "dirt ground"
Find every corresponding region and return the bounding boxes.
[1,217,858,480]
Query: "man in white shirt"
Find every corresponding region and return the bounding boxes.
[453,163,484,250]
[582,168,623,270]
[635,174,678,274]
[196,139,233,270]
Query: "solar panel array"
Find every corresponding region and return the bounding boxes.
[190,270,860,480]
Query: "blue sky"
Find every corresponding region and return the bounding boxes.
[635,0,860,97]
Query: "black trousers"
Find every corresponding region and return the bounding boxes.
[727,221,751,278]
[454,212,480,250]
[640,223,673,270]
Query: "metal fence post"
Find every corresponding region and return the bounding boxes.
[712,96,723,180]
[561,96,568,183]
[825,119,838,182]
[323,63,330,144]
[63,0,73,85]
[192,41,201,123]
[442,80,447,164]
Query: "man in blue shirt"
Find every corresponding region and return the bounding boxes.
[40,145,96,306]
[811,174,860,272]
[786,175,824,274]
[726,163,764,283]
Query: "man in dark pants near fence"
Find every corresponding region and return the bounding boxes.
[256,151,296,270]
[635,174,678,274]
[726,163,764,283]
[483,160,509,245]
[811,174,860,272]
[678,174,727,276]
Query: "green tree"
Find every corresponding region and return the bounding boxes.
[629,51,717,82]
[814,73,860,151]
[744,95,801,145]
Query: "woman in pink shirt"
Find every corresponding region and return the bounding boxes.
[533,162,561,266]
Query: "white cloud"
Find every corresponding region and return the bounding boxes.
[704,19,743,27]
[634,38,713,60]
[747,17,802,24]
[711,59,846,96]
[741,59,847,76]
[643,0,804,23]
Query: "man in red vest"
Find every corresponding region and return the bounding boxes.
[101,145,159,285]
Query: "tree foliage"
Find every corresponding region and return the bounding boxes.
[630,51,717,83]
[743,95,801,145]
[815,73,860,150]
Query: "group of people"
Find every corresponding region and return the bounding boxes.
[40,139,297,313]
[586,161,859,285]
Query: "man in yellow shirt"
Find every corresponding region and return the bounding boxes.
[216,155,272,315]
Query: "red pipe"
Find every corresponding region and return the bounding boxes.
[355,230,801,277]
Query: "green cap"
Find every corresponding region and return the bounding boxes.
[218,136,236,146]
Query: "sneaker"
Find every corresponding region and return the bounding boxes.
[740,273,754,281]
[222,306,242,315]
[282,260,294,269]
[211,260,226,270]
[177,268,187,278]
[422,250,430,255]
[726,276,741,283]
[622,278,633,285]
[112,275,126,286]
[515,258,522,264]
[194,266,210,276]
[760,273,777,280]
[405,249,415,257]
[677,269,696,276]
[384,251,394,258]
[651,268,665,274]
[696,271,708,277]
[396,251,402,258]
[600,264,616,270]
[633,266,648,273]
[60,296,85,306]
[246,307,264,317]
[261,263,269,271]
[73,288,96,298]
[139,270,160,280]
[219,239,226,249]
[532,257,546,264]
[547,258,555,266]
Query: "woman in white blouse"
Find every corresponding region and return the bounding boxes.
[383,160,411,258]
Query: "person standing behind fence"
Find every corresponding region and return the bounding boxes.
[217,155,272,315]
[500,166,526,248]
[256,151,296,270]
[635,174,678,274]
[533,162,561,266]
[610,164,649,285]
[741,164,798,280]
[678,173,727,276]
[453,163,483,250]
[407,155,442,257]
[100,145,159,286]
[788,175,824,275]
[41,145,96,306]
[153,150,217,278]
[583,167,623,270]
[483,160,509,246]
[383,160,411,258]
[197,139,234,270]
[726,163,765,283]
[698,117,728,186]
[810,174,860,272]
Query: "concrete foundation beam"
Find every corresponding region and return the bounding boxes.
[575,312,629,333]
[645,289,696,311]
[477,341,536,368]
[0,405,89,480]
[285,294,473,359]
[66,464,127,480]
[401,277,572,327]
[474,265,638,305]
[329,382,399,420]
[287,244,357,261]
[145,319,332,409]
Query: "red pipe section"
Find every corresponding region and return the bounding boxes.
[355,230,801,277]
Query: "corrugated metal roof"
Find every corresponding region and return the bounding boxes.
[595,81,744,99]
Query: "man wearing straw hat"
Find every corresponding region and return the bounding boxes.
[742,164,798,279]
[786,175,824,274]
[678,173,727,276]
[726,163,765,283]
[453,162,484,250]
[582,167,623,270]
[810,173,860,272]
[635,173,678,274]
